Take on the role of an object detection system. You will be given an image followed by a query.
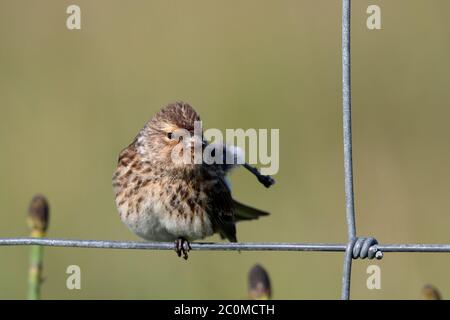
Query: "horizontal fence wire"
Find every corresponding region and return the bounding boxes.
[2,238,450,253]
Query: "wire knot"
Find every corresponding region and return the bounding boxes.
[350,237,383,260]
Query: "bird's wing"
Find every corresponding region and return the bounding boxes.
[117,137,138,164]
[206,177,237,242]
[233,200,269,221]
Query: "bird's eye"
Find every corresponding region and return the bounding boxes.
[167,132,173,139]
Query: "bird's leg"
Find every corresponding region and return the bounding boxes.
[174,237,192,260]
[243,163,275,188]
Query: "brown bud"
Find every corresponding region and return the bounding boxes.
[421,284,442,300]
[28,195,50,235]
[248,264,272,300]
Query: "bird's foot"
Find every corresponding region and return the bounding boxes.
[257,174,275,188]
[243,163,275,188]
[174,237,192,260]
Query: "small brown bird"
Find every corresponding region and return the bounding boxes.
[113,102,274,259]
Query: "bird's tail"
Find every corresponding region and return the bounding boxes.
[234,200,269,222]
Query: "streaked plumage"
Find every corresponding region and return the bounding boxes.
[113,102,269,258]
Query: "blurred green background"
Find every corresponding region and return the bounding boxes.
[1,0,450,299]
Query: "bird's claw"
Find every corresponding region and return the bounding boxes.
[175,237,192,260]
[242,163,275,188]
[258,175,275,188]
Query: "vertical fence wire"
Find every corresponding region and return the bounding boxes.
[341,0,356,300]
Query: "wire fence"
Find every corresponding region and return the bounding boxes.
[0,0,449,299]
[3,239,450,253]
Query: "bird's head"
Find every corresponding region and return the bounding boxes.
[137,102,205,171]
